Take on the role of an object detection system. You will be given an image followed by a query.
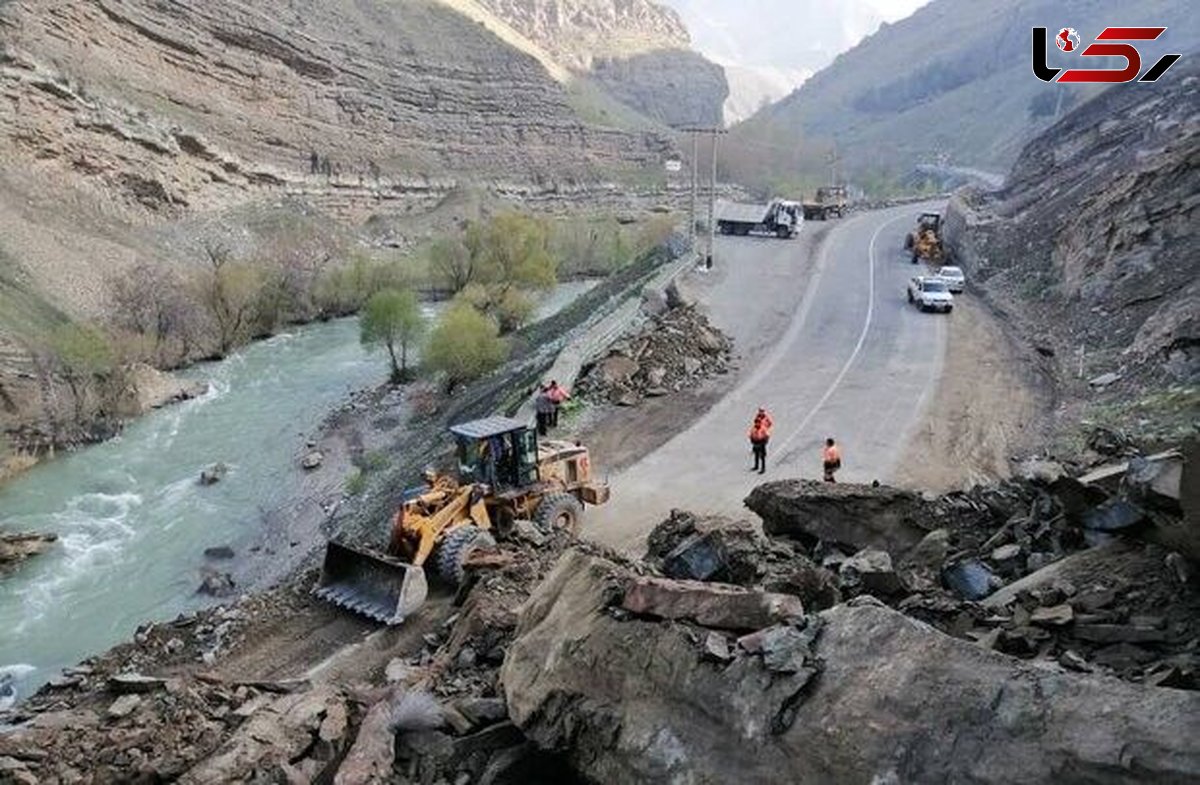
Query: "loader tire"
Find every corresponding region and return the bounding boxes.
[435,525,496,586]
[904,233,914,251]
[535,493,584,536]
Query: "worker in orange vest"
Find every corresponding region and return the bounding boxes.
[823,437,842,483]
[748,407,774,474]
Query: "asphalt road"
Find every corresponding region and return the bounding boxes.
[589,203,949,552]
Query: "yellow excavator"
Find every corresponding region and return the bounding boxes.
[314,417,610,624]
[904,212,946,264]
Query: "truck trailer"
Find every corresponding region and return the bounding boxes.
[715,199,802,238]
[801,186,847,220]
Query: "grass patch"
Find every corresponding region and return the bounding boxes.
[360,450,390,473]
[345,469,368,496]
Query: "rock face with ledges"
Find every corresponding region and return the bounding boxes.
[0,0,672,217]
[944,56,1199,405]
[473,0,691,69]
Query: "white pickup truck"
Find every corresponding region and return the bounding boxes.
[907,276,954,313]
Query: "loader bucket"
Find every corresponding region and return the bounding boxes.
[313,541,428,625]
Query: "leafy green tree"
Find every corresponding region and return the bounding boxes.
[447,213,557,333]
[478,213,556,293]
[425,302,507,390]
[360,288,426,383]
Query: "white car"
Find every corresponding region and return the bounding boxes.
[907,276,954,313]
[935,265,965,293]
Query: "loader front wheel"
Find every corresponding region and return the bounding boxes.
[535,493,584,536]
[436,525,496,586]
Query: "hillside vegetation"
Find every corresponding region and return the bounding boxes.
[727,0,1200,195]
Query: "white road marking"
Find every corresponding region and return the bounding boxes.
[773,212,909,462]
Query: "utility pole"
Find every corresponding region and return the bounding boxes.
[707,130,721,268]
[689,132,699,255]
[679,127,725,266]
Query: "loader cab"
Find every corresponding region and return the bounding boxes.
[917,212,942,234]
[451,417,539,491]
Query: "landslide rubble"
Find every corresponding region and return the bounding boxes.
[743,461,1199,690]
[502,549,1199,785]
[4,447,1196,784]
[576,301,734,406]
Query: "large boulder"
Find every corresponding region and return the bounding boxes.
[745,480,931,555]
[645,511,840,609]
[503,550,1200,785]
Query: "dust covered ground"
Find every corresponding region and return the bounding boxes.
[894,294,1054,492]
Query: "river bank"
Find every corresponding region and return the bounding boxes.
[0,277,606,702]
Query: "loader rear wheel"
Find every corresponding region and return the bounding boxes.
[535,493,584,536]
[436,525,496,586]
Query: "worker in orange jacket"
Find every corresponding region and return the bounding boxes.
[823,437,842,483]
[748,407,774,474]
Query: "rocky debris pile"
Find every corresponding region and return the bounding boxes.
[645,510,841,610]
[744,464,1199,690]
[0,532,57,575]
[577,304,733,406]
[501,549,1200,785]
[0,669,351,784]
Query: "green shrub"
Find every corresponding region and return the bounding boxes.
[425,302,508,390]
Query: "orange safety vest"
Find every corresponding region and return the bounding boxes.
[749,413,773,442]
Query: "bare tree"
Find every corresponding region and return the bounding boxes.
[107,262,200,364]
[197,242,264,357]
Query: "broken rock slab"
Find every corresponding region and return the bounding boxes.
[745,480,930,556]
[181,686,349,784]
[838,548,905,596]
[621,575,804,631]
[503,550,1200,785]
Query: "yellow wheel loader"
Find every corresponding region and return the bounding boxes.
[314,417,610,624]
[904,212,946,264]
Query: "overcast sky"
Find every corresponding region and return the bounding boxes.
[662,0,932,73]
[659,0,933,121]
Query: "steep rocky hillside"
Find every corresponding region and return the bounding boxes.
[944,58,1199,447]
[0,0,686,461]
[467,0,727,127]
[727,0,1200,193]
[473,0,689,69]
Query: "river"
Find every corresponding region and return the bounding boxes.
[0,281,595,701]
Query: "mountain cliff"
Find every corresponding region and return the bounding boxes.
[467,0,727,128]
[945,57,1199,444]
[472,0,690,69]
[727,0,1200,194]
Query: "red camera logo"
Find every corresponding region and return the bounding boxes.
[1033,26,1182,83]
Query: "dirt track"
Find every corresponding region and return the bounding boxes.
[578,204,1050,553]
